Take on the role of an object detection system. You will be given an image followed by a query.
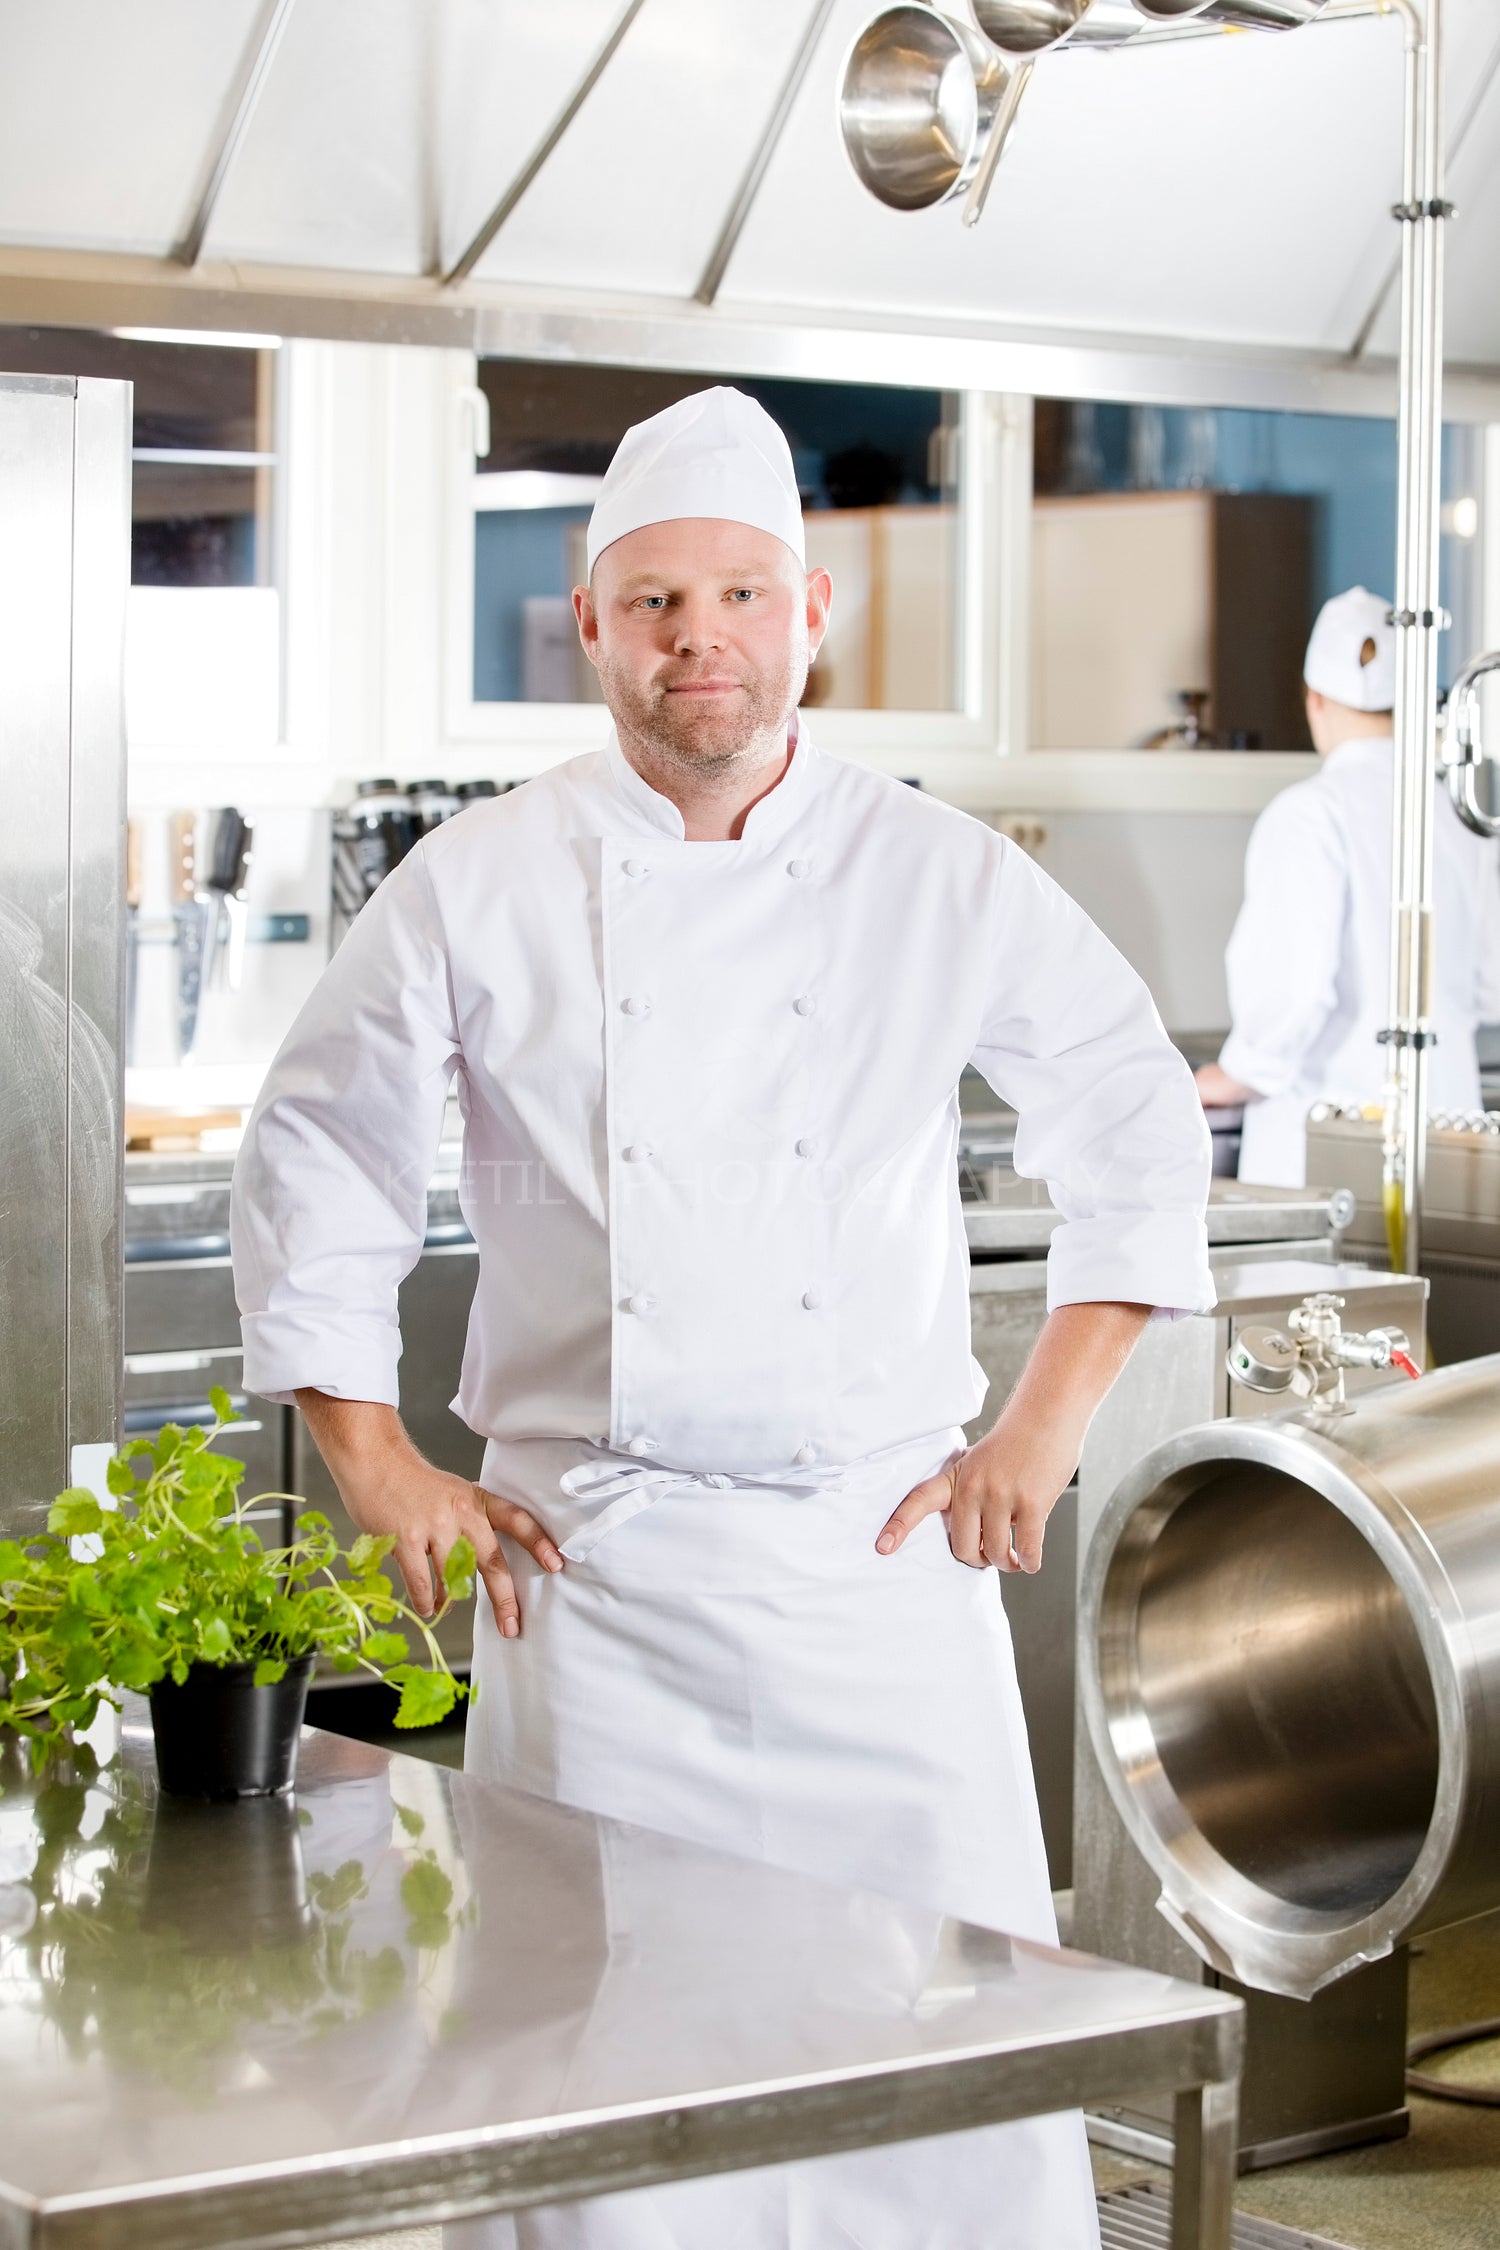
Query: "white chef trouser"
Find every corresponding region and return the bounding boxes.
[445,1433,1099,2250]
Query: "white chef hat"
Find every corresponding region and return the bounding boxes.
[586,387,806,576]
[1303,586,1396,712]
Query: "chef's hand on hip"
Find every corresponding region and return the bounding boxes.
[876,1408,1077,1575]
[294,1393,563,1637]
[875,1301,1152,1575]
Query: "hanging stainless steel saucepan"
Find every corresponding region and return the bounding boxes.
[967,0,1142,57]
[838,4,1021,211]
[1128,0,1329,28]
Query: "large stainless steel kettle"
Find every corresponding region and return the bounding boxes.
[1080,1356,1500,2001]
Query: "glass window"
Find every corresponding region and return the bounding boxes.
[471,359,963,712]
[0,325,277,587]
[1030,399,1479,752]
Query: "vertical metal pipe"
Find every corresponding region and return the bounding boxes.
[1382,0,1446,1277]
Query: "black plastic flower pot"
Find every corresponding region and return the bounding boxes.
[149,1656,314,1801]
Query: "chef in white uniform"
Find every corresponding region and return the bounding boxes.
[232,388,1214,2249]
[1196,586,1500,1187]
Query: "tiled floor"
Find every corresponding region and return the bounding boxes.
[1093,1907,1500,2250]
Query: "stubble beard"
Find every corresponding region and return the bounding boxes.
[596,645,808,785]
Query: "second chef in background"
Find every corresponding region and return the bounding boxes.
[1198,587,1500,1186]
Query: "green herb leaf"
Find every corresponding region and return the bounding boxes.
[390,1667,457,1730]
[394,1802,426,1841]
[347,1532,395,1574]
[360,1630,408,1668]
[208,1384,234,1423]
[443,1536,477,1601]
[46,1492,104,1537]
[400,1857,454,1921]
[252,1657,287,1687]
[198,1617,234,1662]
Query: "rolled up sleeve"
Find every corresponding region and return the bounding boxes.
[969,840,1213,1319]
[231,845,460,1406]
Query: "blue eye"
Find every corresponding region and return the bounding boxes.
[728,588,756,603]
[640,595,666,610]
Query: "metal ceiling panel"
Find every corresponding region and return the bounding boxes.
[725,7,1408,351]
[0,0,1494,375]
[203,0,447,274]
[464,0,821,299]
[0,0,258,257]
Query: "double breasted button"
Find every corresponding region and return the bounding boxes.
[625,1292,657,1316]
[802,1289,822,1311]
[622,1142,653,1163]
[793,995,816,1016]
[795,1137,818,1159]
[622,858,651,878]
[620,995,651,1017]
[787,857,811,880]
[793,1443,817,1466]
[628,1434,659,1457]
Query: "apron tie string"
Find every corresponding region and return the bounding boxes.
[557,1453,844,1563]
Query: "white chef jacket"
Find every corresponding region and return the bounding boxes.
[232,726,1213,1471]
[1221,735,1500,1188]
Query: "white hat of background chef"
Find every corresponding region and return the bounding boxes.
[586,387,806,576]
[1303,586,1396,712]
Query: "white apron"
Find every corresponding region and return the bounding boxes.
[445,1430,1100,2250]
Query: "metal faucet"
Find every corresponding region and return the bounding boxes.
[1226,1292,1421,1413]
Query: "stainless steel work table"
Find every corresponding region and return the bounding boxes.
[0,1718,1243,2250]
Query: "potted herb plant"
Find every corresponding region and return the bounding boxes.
[0,1391,473,1799]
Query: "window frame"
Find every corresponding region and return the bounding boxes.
[440,358,1029,774]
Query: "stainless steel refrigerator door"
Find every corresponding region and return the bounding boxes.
[0,373,129,1534]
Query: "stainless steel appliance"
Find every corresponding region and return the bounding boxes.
[1071,1261,1430,2171]
[963,1155,1353,1891]
[1083,1351,1500,2004]
[1306,1104,1500,1365]
[0,371,129,1534]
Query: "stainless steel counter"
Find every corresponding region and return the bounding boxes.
[0,1714,1242,2249]
[128,1148,1344,1263]
[961,1165,1345,1256]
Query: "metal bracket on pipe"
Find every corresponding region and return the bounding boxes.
[1376,1026,1438,1048]
[1386,606,1451,629]
[1391,197,1456,220]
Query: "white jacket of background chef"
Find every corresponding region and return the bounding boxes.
[234,728,1214,1461]
[1221,736,1500,1189]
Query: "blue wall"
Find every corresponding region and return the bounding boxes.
[473,504,592,703]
